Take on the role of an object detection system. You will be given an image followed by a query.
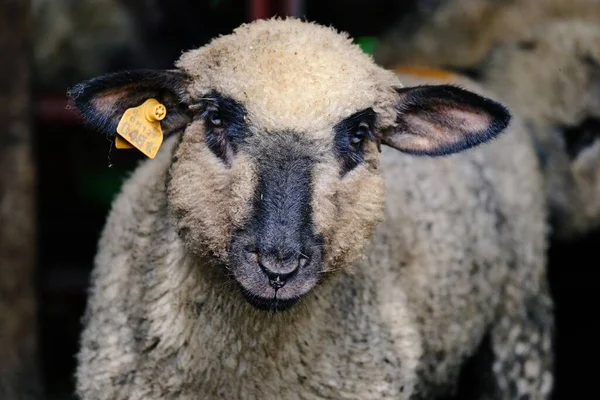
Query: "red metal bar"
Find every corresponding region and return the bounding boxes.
[248,0,270,20]
[248,0,303,21]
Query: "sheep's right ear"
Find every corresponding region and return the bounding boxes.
[67,69,192,137]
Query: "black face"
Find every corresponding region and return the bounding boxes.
[561,117,600,159]
[228,133,325,312]
[214,98,376,311]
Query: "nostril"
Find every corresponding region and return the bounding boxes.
[298,252,311,268]
[244,246,259,263]
[257,253,301,290]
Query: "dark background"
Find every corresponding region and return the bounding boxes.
[22,0,600,399]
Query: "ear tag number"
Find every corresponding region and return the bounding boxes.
[116,98,167,159]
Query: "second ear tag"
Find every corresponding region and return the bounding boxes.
[116,98,167,159]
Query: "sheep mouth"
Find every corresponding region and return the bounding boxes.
[232,268,321,312]
[240,291,300,312]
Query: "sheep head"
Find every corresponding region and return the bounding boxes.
[68,18,510,311]
[480,20,600,239]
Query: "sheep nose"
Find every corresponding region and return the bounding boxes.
[257,253,305,289]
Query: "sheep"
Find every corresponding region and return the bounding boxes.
[32,0,148,90]
[68,17,553,399]
[374,0,600,71]
[479,19,600,239]
[394,19,600,240]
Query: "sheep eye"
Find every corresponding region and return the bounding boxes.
[206,107,223,128]
[351,122,370,146]
[210,115,222,127]
[197,94,248,167]
[334,108,375,175]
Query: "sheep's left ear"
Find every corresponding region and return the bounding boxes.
[67,69,191,138]
[382,85,511,156]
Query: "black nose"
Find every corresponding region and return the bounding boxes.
[257,253,307,289]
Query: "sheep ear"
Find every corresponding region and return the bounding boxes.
[382,85,511,156]
[67,69,192,138]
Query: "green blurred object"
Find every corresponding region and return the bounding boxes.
[356,36,378,55]
[77,170,127,207]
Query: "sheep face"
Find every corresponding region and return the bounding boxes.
[69,18,510,311]
[482,20,600,238]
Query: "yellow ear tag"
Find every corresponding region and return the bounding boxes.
[116,98,167,159]
[115,135,135,149]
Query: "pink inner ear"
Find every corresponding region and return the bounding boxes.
[403,114,443,138]
[390,132,437,152]
[91,89,125,114]
[442,106,491,135]
[90,82,138,114]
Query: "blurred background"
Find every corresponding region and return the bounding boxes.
[0,0,598,399]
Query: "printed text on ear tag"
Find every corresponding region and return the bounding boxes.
[116,98,167,159]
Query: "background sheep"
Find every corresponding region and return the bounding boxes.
[31,0,252,92]
[393,19,600,240]
[32,0,147,91]
[478,20,600,239]
[374,0,600,70]
[69,18,553,399]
